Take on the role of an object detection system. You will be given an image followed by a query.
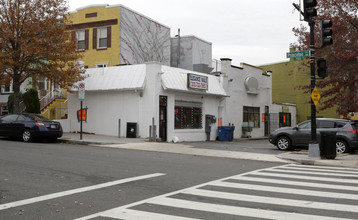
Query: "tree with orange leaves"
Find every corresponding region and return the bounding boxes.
[0,0,84,113]
[292,0,358,118]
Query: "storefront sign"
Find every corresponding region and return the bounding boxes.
[187,73,208,90]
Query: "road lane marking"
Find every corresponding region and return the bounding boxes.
[0,173,165,211]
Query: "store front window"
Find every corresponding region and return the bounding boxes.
[175,102,202,129]
[279,112,291,127]
[243,106,260,128]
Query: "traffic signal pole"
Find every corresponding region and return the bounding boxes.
[309,20,317,142]
[293,0,333,157]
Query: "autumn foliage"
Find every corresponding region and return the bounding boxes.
[0,0,84,113]
[292,0,358,117]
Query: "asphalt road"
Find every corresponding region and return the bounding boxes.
[0,138,281,220]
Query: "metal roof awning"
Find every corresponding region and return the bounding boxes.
[72,64,146,91]
[161,65,228,97]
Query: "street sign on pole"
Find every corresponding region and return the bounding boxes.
[286,51,310,61]
[311,86,320,106]
[78,82,85,101]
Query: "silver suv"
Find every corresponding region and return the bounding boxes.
[269,118,358,153]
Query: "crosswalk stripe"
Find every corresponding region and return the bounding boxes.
[76,164,358,220]
[246,171,358,184]
[288,164,358,172]
[149,197,356,220]
[266,168,358,178]
[235,176,358,191]
[183,188,358,213]
[101,208,200,220]
[210,181,358,200]
[278,165,358,175]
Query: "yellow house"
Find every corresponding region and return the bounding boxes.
[260,48,338,123]
[67,4,171,68]
[38,4,172,119]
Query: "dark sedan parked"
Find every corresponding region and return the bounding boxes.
[0,113,63,142]
[269,118,358,153]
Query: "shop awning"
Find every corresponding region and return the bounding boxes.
[161,66,228,97]
[73,64,146,91]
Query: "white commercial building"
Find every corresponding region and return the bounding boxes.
[62,62,227,142]
[61,59,296,142]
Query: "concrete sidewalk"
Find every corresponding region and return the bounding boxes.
[59,133,358,168]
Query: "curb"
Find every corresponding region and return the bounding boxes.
[59,139,113,146]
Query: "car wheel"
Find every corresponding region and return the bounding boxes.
[276,136,292,151]
[336,140,348,154]
[22,129,32,142]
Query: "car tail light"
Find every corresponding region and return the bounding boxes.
[348,130,358,134]
[35,122,46,127]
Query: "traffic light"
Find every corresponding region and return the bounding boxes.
[303,0,317,21]
[320,20,333,48]
[317,59,328,78]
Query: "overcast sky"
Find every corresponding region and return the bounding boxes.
[68,0,304,66]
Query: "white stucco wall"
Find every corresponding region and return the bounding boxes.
[221,60,273,139]
[64,90,142,137]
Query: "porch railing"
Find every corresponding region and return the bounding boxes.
[39,88,67,110]
[42,99,68,120]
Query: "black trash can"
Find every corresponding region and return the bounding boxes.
[126,122,137,138]
[319,131,337,159]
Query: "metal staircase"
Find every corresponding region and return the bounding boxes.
[40,89,68,120]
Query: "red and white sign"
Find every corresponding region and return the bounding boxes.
[78,82,85,101]
[187,73,208,90]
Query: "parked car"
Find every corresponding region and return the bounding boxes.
[269,118,358,153]
[0,113,63,142]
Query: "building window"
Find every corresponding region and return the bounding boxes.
[175,103,202,129]
[95,63,108,68]
[279,112,291,127]
[77,30,85,50]
[1,84,12,93]
[243,106,260,128]
[98,27,107,48]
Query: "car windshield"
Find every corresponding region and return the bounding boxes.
[27,114,51,121]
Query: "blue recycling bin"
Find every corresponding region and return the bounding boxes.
[218,126,235,141]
